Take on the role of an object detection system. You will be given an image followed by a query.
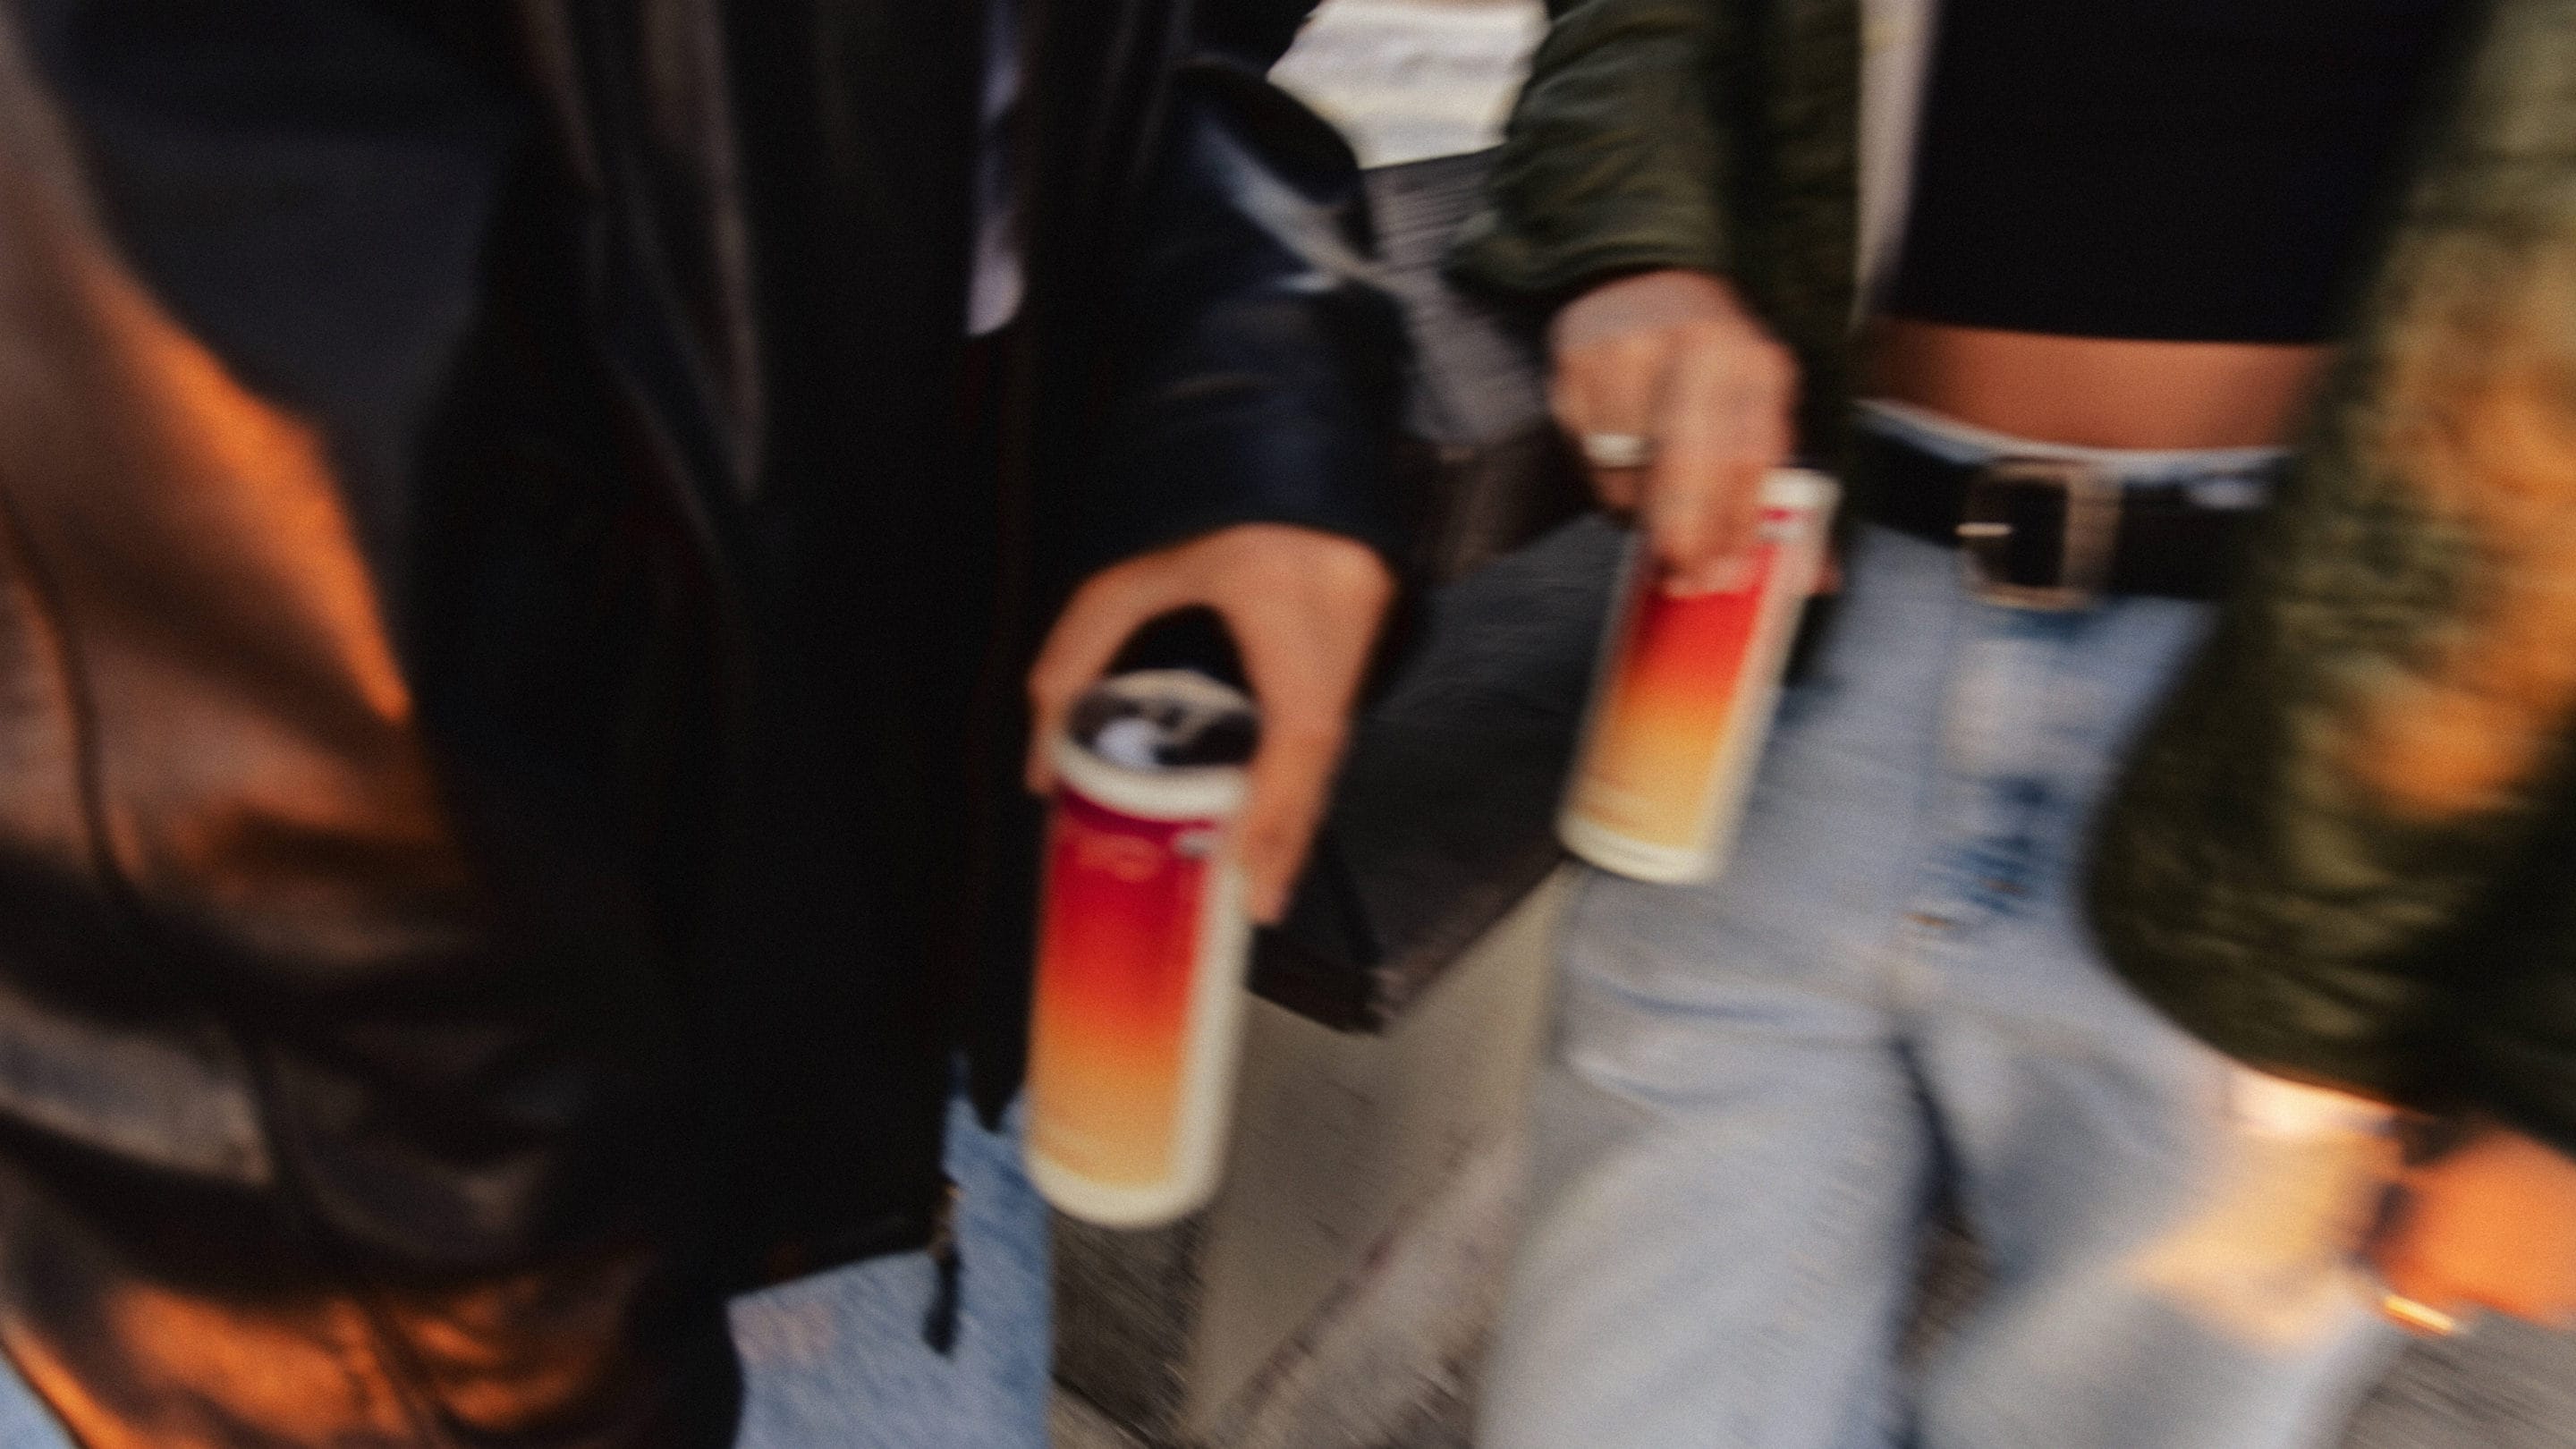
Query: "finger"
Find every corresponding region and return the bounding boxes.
[1235,701,1347,926]
[1229,624,1364,923]
[1643,334,1743,583]
[1023,564,1182,794]
[1665,460,1767,596]
[1708,358,1795,558]
[2365,1228,2474,1335]
[1556,342,1657,512]
[1698,387,1771,574]
[1658,342,1796,593]
[1218,579,1385,924]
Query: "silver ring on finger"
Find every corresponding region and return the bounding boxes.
[1580,431,1656,470]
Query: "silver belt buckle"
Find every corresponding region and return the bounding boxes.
[1956,457,2122,610]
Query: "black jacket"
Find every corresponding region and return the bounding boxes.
[0,1,1399,1444]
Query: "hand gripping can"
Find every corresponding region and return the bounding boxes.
[1560,469,1839,883]
[1025,670,1258,1227]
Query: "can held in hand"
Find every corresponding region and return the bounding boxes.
[1560,469,1839,883]
[1025,670,1258,1227]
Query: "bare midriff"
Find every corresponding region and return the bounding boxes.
[1868,318,2332,450]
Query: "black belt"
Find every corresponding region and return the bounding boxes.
[1856,426,2272,606]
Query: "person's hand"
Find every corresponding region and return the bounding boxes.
[1025,523,1394,924]
[1550,269,1800,592]
[2368,1122,2576,1332]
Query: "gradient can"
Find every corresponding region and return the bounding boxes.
[1025,671,1258,1227]
[1560,469,1839,883]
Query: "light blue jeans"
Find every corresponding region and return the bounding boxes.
[1479,439,2402,1449]
[729,1087,1052,1449]
[0,1084,1050,1449]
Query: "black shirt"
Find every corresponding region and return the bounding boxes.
[1885,0,2463,343]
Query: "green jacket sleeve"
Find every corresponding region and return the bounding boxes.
[2089,0,2576,1154]
[1449,0,1743,297]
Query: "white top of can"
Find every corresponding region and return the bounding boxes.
[1055,670,1254,820]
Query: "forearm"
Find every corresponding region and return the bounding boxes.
[1450,0,1742,300]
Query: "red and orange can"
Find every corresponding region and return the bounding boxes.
[1561,470,1838,883]
[1025,671,1258,1227]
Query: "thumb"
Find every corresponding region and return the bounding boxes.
[1233,703,1346,925]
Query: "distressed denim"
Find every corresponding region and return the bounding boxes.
[730,1086,1051,1449]
[1479,419,2403,1449]
[0,1351,62,1449]
[0,1083,1048,1449]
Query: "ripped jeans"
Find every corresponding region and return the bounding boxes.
[1478,419,2404,1449]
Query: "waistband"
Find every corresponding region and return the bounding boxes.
[1850,399,2278,605]
[1858,398,2284,505]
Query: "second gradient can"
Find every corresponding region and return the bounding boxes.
[1560,469,1839,884]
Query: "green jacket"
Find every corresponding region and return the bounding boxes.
[1458,0,2576,1153]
